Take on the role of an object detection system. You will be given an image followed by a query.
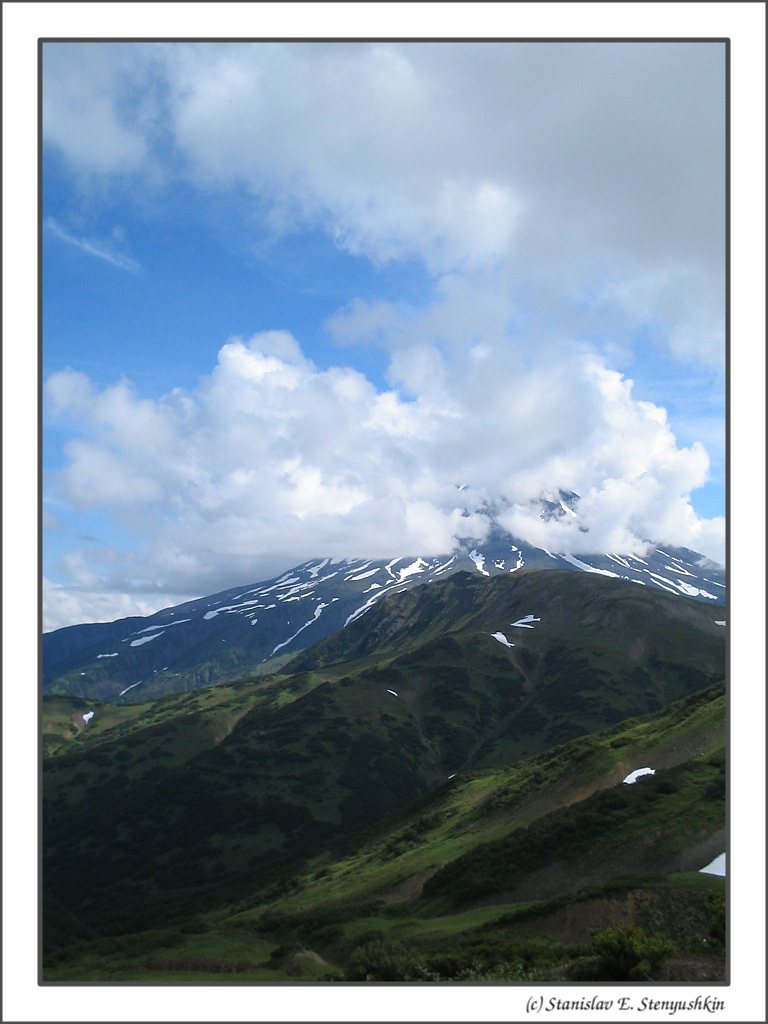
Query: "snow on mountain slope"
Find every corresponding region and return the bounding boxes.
[43,495,725,702]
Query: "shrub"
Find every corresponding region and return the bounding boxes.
[591,925,674,981]
[345,940,433,982]
[452,960,527,981]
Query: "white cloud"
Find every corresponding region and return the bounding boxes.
[43,44,152,176]
[43,41,725,365]
[45,219,140,272]
[44,328,724,627]
[161,43,524,273]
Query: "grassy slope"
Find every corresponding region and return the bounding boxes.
[44,684,725,982]
[288,569,725,765]
[42,573,723,939]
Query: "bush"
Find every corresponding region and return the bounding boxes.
[344,940,433,981]
[591,925,674,981]
[452,960,527,981]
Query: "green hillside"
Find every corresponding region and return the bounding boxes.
[42,570,726,983]
[44,685,725,983]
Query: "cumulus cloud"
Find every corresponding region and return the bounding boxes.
[44,328,724,620]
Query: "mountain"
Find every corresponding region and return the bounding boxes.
[43,609,725,983]
[43,512,726,702]
[43,569,724,979]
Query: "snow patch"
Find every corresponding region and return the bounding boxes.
[305,558,330,578]
[397,557,428,581]
[491,632,514,648]
[346,567,381,582]
[715,620,726,627]
[134,618,191,635]
[560,554,619,578]
[268,602,329,658]
[258,576,301,596]
[669,580,718,600]
[642,571,717,600]
[386,689,398,697]
[277,583,316,601]
[384,557,404,579]
[469,550,489,576]
[699,853,726,877]
[344,560,372,578]
[665,563,696,578]
[607,553,631,569]
[82,711,94,724]
[96,652,118,659]
[644,571,680,595]
[510,614,540,629]
[345,590,386,626]
[623,767,655,785]
[129,632,165,647]
[118,680,144,697]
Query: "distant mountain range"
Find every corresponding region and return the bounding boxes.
[43,505,726,702]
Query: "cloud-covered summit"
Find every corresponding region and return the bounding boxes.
[45,325,723,623]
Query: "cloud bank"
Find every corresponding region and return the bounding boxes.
[45,326,724,627]
[42,42,726,627]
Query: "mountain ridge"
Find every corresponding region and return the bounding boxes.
[43,525,726,701]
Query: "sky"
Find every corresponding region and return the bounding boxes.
[42,40,727,631]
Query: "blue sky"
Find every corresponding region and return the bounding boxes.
[42,41,726,629]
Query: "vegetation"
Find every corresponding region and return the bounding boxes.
[42,571,726,983]
[589,925,675,981]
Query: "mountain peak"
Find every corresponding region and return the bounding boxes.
[43,531,725,703]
